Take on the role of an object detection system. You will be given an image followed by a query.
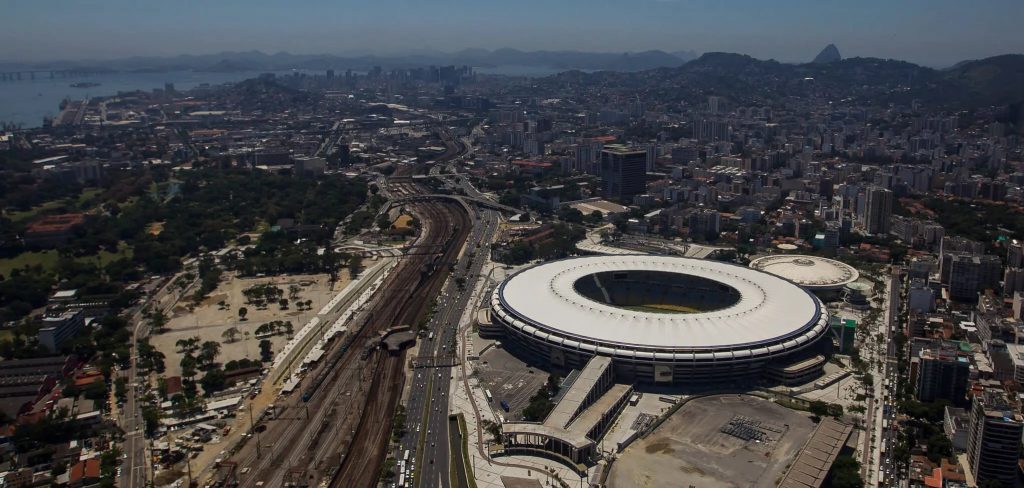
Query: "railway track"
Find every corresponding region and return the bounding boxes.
[330,198,471,488]
[226,124,470,487]
[226,195,470,488]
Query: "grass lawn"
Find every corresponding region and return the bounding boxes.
[0,243,134,277]
[4,187,106,224]
[75,188,105,207]
[4,200,68,224]
[0,251,60,276]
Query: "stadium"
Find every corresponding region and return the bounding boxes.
[488,255,832,385]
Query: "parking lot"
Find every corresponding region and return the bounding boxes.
[475,344,549,421]
[609,394,815,488]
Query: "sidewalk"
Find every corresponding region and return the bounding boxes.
[449,259,596,488]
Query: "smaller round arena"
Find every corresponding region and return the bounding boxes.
[748,254,859,292]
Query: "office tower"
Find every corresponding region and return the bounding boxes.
[38,309,85,353]
[966,389,1023,487]
[1008,239,1023,267]
[326,69,335,80]
[600,145,647,203]
[864,186,893,235]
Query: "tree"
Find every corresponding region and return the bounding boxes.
[926,433,953,463]
[141,404,161,437]
[279,298,289,310]
[828,455,864,488]
[148,309,169,333]
[180,354,198,379]
[198,341,221,369]
[522,384,555,421]
[809,400,830,418]
[347,255,363,279]
[114,377,128,403]
[238,306,248,321]
[259,339,273,362]
[482,419,502,443]
[221,327,241,343]
[288,284,301,299]
[200,368,227,396]
[175,336,200,354]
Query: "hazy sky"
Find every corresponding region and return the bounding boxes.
[2,0,1022,66]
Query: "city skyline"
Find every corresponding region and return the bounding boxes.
[2,0,1023,67]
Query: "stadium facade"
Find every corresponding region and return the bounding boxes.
[488,255,832,385]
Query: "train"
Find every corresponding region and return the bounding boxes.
[301,334,357,402]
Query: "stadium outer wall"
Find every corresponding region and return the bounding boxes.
[488,257,833,385]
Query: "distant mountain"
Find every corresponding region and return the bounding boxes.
[0,49,694,74]
[542,52,1024,112]
[813,44,842,63]
[940,54,1024,106]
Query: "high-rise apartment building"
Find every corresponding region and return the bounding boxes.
[600,145,647,203]
[940,236,987,283]
[864,186,893,235]
[688,208,721,241]
[913,343,969,406]
[966,389,1023,487]
[947,254,1002,301]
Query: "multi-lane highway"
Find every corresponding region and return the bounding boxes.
[398,205,500,488]
[863,266,904,487]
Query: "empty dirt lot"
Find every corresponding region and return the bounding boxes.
[608,394,814,488]
[150,272,349,376]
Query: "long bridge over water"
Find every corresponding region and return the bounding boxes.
[0,70,105,82]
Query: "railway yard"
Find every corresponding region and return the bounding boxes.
[214,138,474,488]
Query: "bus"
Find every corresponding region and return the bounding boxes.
[428,332,434,341]
[398,473,406,487]
[484,390,493,403]
[403,449,410,462]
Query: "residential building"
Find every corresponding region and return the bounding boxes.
[948,254,1002,301]
[943,406,970,452]
[687,207,721,241]
[864,186,893,235]
[914,343,970,406]
[966,389,1023,487]
[908,279,935,313]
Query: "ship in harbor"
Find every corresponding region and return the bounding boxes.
[69,82,100,88]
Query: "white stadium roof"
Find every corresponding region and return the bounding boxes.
[748,255,859,290]
[496,255,824,351]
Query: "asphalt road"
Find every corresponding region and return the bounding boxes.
[399,202,500,488]
[120,270,198,488]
